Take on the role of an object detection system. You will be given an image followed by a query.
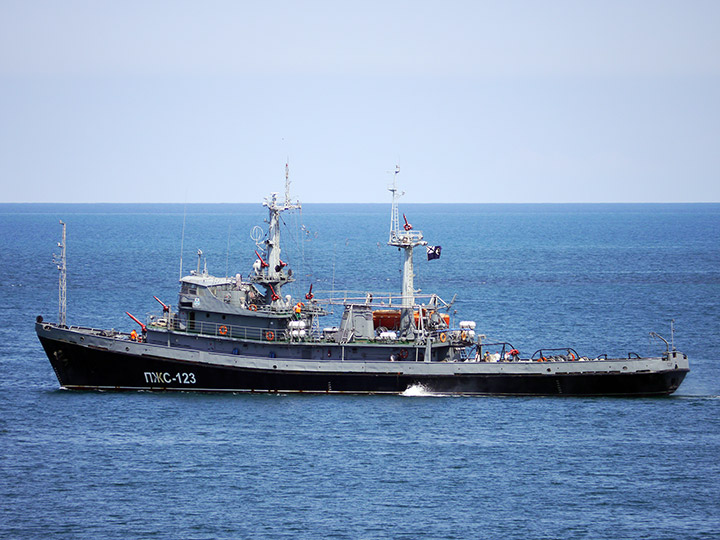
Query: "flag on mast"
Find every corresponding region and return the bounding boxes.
[427,245,442,260]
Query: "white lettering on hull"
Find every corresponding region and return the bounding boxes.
[143,372,196,385]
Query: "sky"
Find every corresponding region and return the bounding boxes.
[1,0,719,203]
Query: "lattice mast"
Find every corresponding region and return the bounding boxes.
[53,220,67,326]
[387,166,427,308]
[388,165,402,239]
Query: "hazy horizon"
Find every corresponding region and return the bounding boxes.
[2,1,719,204]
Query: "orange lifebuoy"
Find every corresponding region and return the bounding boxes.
[569,352,576,360]
[219,325,228,336]
[399,348,409,359]
[265,331,275,341]
[439,332,447,343]
[248,304,257,311]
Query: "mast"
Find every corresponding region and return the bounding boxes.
[284,160,291,206]
[389,165,402,239]
[54,220,67,327]
[255,164,301,304]
[387,167,427,308]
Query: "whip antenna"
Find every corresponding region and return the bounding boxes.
[179,201,187,280]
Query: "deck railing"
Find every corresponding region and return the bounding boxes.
[149,316,302,342]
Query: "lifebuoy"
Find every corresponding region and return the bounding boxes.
[219,325,228,336]
[461,331,467,340]
[569,352,576,361]
[399,348,409,359]
[265,331,275,341]
[248,304,257,311]
[439,332,447,343]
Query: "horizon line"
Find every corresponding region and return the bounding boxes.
[1,200,719,205]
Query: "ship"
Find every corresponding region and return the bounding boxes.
[36,167,689,396]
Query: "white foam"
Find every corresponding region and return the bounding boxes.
[401,383,440,397]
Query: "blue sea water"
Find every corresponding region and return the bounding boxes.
[1,202,719,539]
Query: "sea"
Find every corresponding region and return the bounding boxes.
[1,202,719,539]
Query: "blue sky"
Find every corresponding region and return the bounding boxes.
[1,0,718,203]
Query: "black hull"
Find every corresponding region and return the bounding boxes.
[39,337,688,397]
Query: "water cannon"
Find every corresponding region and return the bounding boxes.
[274,259,288,273]
[153,296,170,312]
[254,250,269,268]
[269,284,281,302]
[403,214,413,231]
[125,311,147,333]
